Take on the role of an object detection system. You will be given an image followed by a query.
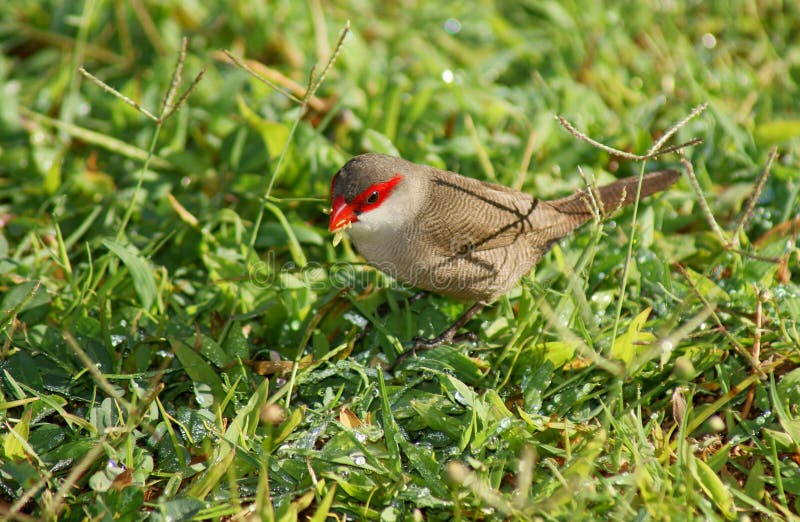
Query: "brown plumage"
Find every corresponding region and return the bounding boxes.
[330,153,679,303]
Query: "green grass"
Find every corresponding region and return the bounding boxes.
[1,0,800,520]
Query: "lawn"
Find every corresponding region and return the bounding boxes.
[1,1,800,520]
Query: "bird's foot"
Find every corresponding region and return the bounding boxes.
[390,301,484,369]
[453,332,478,344]
[412,333,451,351]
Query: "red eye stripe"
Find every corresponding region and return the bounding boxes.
[352,173,403,212]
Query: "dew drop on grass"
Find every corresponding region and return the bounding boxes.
[425,431,450,446]
[352,454,366,466]
[552,313,569,329]
[271,485,289,497]
[343,311,368,328]
[419,441,436,452]
[443,18,461,34]
[701,33,717,48]
[76,100,90,117]
[51,459,71,473]
[110,334,125,347]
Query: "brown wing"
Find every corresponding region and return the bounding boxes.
[420,168,680,258]
[420,170,543,257]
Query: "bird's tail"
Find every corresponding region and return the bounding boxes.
[550,169,680,224]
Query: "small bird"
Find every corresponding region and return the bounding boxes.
[329,153,679,353]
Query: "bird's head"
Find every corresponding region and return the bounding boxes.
[328,153,409,233]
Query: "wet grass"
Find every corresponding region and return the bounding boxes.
[1,1,800,520]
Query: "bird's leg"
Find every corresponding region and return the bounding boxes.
[412,301,483,351]
[413,301,483,349]
[393,301,484,367]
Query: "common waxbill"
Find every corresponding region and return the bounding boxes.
[329,153,679,349]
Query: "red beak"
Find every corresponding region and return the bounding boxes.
[329,195,356,232]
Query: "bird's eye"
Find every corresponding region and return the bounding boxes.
[366,191,379,204]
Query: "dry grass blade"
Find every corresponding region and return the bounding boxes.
[556,103,707,161]
[679,155,730,245]
[556,115,646,161]
[18,22,126,63]
[672,387,687,426]
[310,20,350,94]
[648,102,708,155]
[734,146,778,245]
[513,131,537,190]
[129,0,166,56]
[650,137,704,157]
[221,20,347,113]
[466,113,496,180]
[754,216,800,248]
[576,166,602,222]
[310,0,330,63]
[79,67,159,122]
[162,68,206,122]
[80,37,201,124]
[741,284,766,418]
[160,36,187,116]
[220,50,305,105]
